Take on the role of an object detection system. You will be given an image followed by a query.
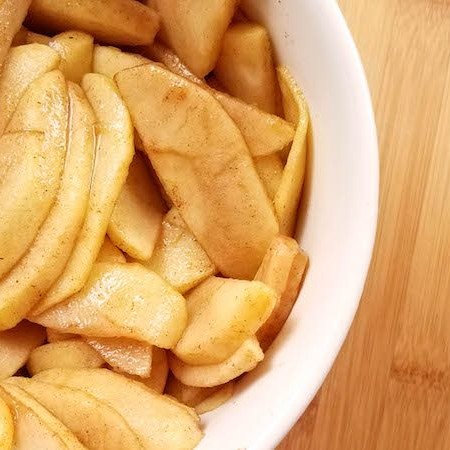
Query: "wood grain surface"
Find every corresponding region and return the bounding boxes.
[279,0,450,449]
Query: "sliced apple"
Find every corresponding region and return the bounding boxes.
[49,31,94,83]
[194,382,234,414]
[0,395,13,450]
[1,83,95,328]
[255,235,309,351]
[0,322,46,380]
[141,208,216,293]
[28,0,159,46]
[144,43,295,157]
[0,43,60,139]
[108,152,165,260]
[148,0,236,77]
[26,30,51,45]
[0,384,85,449]
[96,236,126,263]
[27,341,105,376]
[6,378,142,450]
[254,154,284,200]
[36,368,203,449]
[36,73,134,314]
[274,66,310,235]
[46,330,78,343]
[173,277,276,365]
[165,375,219,407]
[33,263,187,348]
[85,337,153,378]
[170,336,263,387]
[116,63,278,279]
[0,0,32,69]
[214,22,279,113]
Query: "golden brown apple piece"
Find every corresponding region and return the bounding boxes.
[0,395,13,450]
[96,236,126,264]
[46,330,78,343]
[147,0,237,77]
[173,277,276,365]
[26,30,50,44]
[0,322,46,380]
[1,83,94,329]
[254,154,284,200]
[194,382,235,414]
[116,63,279,279]
[6,377,142,450]
[34,73,134,314]
[27,0,159,46]
[36,368,203,450]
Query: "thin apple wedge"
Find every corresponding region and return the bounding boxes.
[35,73,134,314]
[116,63,279,279]
[46,330,78,343]
[1,83,95,329]
[28,0,159,46]
[108,152,165,260]
[96,236,126,264]
[32,263,187,348]
[254,154,284,200]
[5,378,142,450]
[194,382,235,414]
[0,395,13,450]
[165,375,220,408]
[35,368,203,450]
[26,31,51,45]
[173,277,276,365]
[170,336,264,387]
[0,321,46,380]
[274,66,310,235]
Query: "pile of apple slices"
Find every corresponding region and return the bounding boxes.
[0,0,310,448]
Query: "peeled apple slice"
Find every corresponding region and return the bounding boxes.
[96,236,126,264]
[0,395,13,450]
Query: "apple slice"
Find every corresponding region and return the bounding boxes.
[36,73,134,314]
[254,154,284,200]
[49,31,94,83]
[116,63,279,279]
[26,31,51,45]
[170,336,264,387]
[6,378,142,450]
[274,66,310,235]
[0,0,32,68]
[96,236,126,263]
[35,368,203,449]
[28,0,159,46]
[85,337,153,378]
[0,321,46,380]
[0,44,60,135]
[148,0,236,77]
[1,83,95,328]
[0,384,85,449]
[173,277,276,365]
[27,341,105,376]
[0,395,13,450]
[46,330,78,343]
[194,382,234,414]
[108,152,165,260]
[32,263,187,348]
[142,208,216,293]
[165,375,219,407]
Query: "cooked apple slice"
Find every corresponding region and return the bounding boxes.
[194,382,234,414]
[1,83,94,328]
[170,336,263,387]
[35,73,134,314]
[148,0,236,77]
[165,375,219,407]
[108,152,165,260]
[27,341,105,376]
[33,263,187,348]
[214,22,279,113]
[116,63,278,278]
[274,66,310,235]
[0,0,32,68]
[0,384,85,449]
[49,31,94,83]
[254,154,284,200]
[85,337,153,378]
[46,329,78,343]
[28,0,159,46]
[6,378,142,450]
[173,277,276,365]
[0,395,13,450]
[0,322,46,380]
[93,45,149,79]
[0,43,60,139]
[26,30,51,45]
[255,235,308,351]
[96,236,126,263]
[36,368,203,449]
[144,43,295,157]
[141,208,216,293]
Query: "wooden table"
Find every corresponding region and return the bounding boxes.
[279,0,450,449]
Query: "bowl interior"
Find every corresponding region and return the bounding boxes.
[197,1,378,448]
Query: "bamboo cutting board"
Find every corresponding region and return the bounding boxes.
[279,0,450,449]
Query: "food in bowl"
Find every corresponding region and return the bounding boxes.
[0,0,310,448]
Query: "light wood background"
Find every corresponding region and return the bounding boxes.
[279,0,450,449]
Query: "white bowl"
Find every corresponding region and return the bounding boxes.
[197,0,379,449]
